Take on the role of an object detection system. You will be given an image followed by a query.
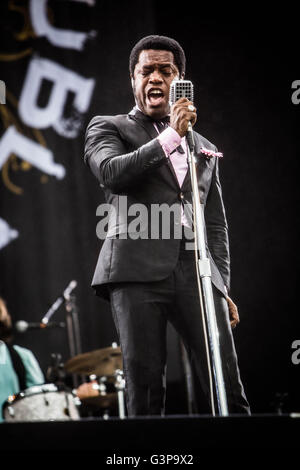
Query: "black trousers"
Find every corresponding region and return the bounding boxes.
[109,239,250,416]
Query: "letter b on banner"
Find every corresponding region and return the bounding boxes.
[19,57,95,137]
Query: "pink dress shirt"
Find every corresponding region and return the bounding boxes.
[156,126,190,227]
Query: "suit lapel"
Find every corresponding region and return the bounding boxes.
[128,107,181,190]
[128,107,159,141]
[180,131,214,191]
[181,166,191,191]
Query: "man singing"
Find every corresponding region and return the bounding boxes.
[84,35,250,416]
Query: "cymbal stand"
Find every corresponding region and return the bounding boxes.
[114,369,126,419]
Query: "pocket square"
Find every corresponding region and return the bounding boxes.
[199,147,223,158]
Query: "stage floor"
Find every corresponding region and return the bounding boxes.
[1,414,299,454]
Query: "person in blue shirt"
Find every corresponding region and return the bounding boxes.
[0,297,44,422]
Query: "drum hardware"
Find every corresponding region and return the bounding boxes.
[75,375,117,416]
[64,392,74,417]
[85,370,126,419]
[5,395,16,418]
[114,369,126,419]
[6,406,14,417]
[46,353,66,384]
[91,374,108,396]
[43,394,50,406]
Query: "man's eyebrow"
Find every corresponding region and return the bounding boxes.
[141,63,177,71]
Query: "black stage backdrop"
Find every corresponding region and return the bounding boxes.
[0,0,299,414]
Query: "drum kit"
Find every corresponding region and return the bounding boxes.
[3,343,126,422]
[3,283,126,422]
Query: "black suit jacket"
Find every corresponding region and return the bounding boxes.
[84,107,230,300]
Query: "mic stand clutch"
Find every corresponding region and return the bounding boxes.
[185,123,229,416]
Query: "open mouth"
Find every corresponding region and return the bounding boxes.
[147,88,165,106]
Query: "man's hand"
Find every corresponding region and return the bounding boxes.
[76,381,99,400]
[170,97,197,137]
[226,296,240,329]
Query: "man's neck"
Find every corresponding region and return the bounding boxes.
[134,105,170,121]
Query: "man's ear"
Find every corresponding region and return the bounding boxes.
[180,72,185,79]
[130,74,135,89]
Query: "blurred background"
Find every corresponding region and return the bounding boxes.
[0,0,299,415]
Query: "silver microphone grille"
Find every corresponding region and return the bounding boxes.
[169,79,194,105]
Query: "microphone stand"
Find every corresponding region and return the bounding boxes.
[41,281,82,388]
[64,293,82,389]
[185,124,229,416]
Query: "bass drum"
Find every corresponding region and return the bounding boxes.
[3,383,80,422]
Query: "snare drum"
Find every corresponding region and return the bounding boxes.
[2,383,80,422]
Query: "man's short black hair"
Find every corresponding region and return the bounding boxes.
[129,35,186,77]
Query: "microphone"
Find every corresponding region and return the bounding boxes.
[169,79,194,104]
[15,320,65,333]
[169,79,195,151]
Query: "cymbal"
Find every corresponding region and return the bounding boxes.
[64,346,122,376]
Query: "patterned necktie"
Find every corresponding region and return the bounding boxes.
[153,116,170,133]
